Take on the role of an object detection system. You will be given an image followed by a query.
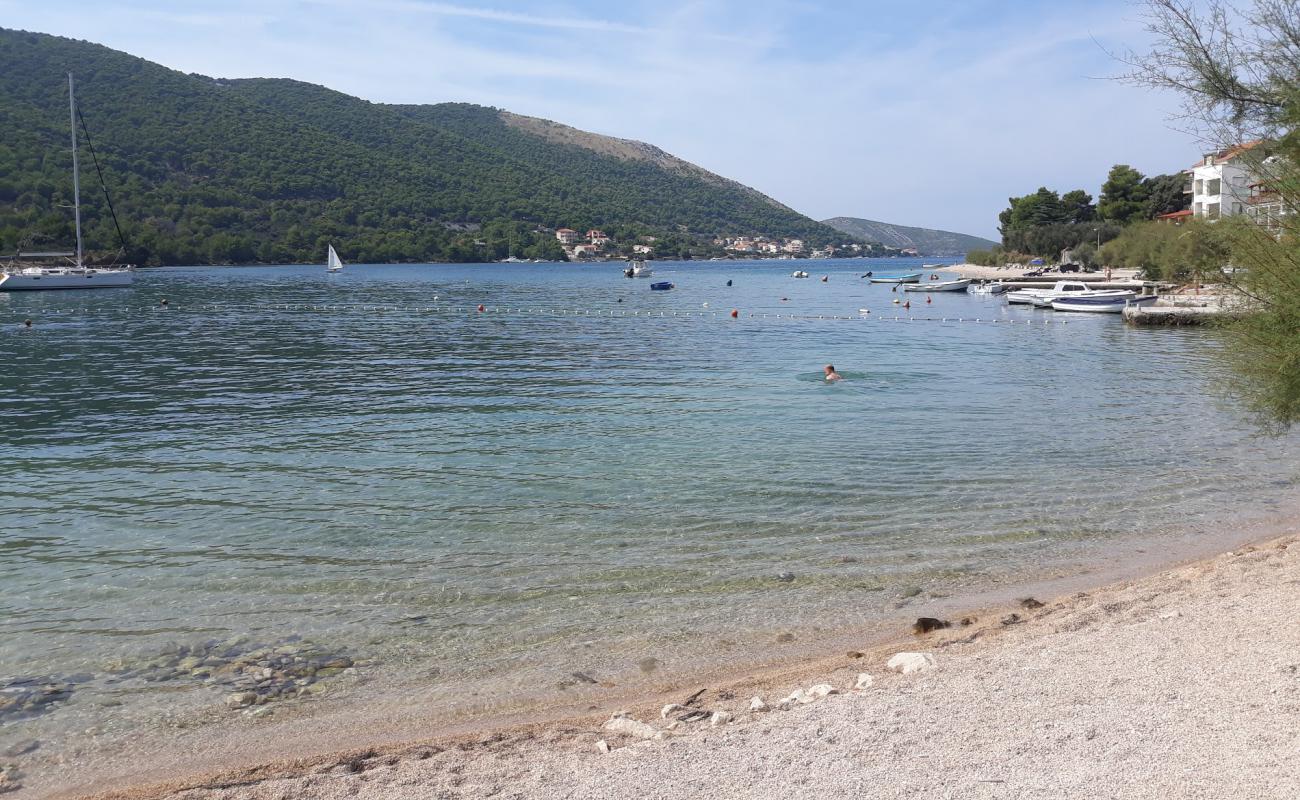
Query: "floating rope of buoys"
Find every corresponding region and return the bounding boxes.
[3,303,1068,325]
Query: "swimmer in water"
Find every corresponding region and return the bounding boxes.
[824,364,843,382]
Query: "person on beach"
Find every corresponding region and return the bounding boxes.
[824,364,842,382]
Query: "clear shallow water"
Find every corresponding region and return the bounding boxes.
[2,258,1299,774]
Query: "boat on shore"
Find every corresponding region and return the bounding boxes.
[1,74,133,292]
[904,278,969,292]
[868,272,922,284]
[1051,294,1158,313]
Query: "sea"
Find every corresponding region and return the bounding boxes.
[2,258,1298,791]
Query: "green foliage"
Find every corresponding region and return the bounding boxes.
[1219,109,1300,431]
[1141,172,1191,219]
[1060,189,1097,223]
[1097,219,1229,281]
[0,29,855,265]
[1098,165,1149,224]
[997,187,1099,256]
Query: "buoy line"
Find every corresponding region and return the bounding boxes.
[6,304,1070,325]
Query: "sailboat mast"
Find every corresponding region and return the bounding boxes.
[68,72,83,268]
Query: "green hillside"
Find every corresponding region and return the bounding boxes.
[821,217,996,256]
[0,29,855,265]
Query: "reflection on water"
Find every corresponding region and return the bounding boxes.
[1,259,1297,779]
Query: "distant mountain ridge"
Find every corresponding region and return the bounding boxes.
[821,217,996,256]
[0,29,859,265]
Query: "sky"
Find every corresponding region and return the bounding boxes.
[2,0,1206,239]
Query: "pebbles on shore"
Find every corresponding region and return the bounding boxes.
[0,677,77,723]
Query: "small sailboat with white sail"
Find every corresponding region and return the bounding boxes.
[326,244,344,273]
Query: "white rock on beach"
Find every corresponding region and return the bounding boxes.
[661,703,687,719]
[887,652,936,675]
[854,672,875,690]
[710,711,733,727]
[748,696,770,713]
[779,683,841,708]
[806,683,839,700]
[603,715,666,741]
[595,739,611,754]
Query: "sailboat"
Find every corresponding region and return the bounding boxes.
[326,244,344,273]
[0,74,134,291]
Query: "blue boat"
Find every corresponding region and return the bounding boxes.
[650,281,674,291]
[868,273,922,284]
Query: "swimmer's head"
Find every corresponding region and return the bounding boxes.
[824,364,835,374]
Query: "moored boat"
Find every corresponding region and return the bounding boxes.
[625,259,653,278]
[970,281,1008,295]
[650,281,674,291]
[1005,280,1091,305]
[868,272,922,284]
[903,278,970,292]
[1,74,134,292]
[791,270,809,278]
[1051,294,1158,313]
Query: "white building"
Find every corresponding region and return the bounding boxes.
[1189,141,1262,221]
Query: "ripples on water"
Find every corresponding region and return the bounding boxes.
[2,259,1297,763]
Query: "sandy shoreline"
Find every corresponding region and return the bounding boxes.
[33,523,1296,800]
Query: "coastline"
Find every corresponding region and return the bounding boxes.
[39,516,1299,800]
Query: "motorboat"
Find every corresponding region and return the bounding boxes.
[903,278,969,292]
[1050,294,1158,313]
[1033,288,1135,308]
[1,74,134,291]
[1005,280,1091,305]
[792,270,809,278]
[625,259,653,278]
[970,281,1008,295]
[868,272,922,284]
[650,281,674,291]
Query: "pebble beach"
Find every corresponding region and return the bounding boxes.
[11,529,1291,799]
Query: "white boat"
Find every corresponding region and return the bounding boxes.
[903,278,970,292]
[624,259,652,277]
[969,281,1008,295]
[868,272,922,284]
[327,244,344,272]
[791,270,809,278]
[1033,289,1135,308]
[1005,280,1091,305]
[1050,294,1158,313]
[1,75,133,292]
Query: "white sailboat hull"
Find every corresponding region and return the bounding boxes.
[0,268,134,291]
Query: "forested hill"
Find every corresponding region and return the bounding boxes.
[0,29,853,265]
[821,217,997,256]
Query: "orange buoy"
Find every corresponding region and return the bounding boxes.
[730,309,739,318]
[477,304,485,312]
[903,300,911,310]
[926,295,932,304]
